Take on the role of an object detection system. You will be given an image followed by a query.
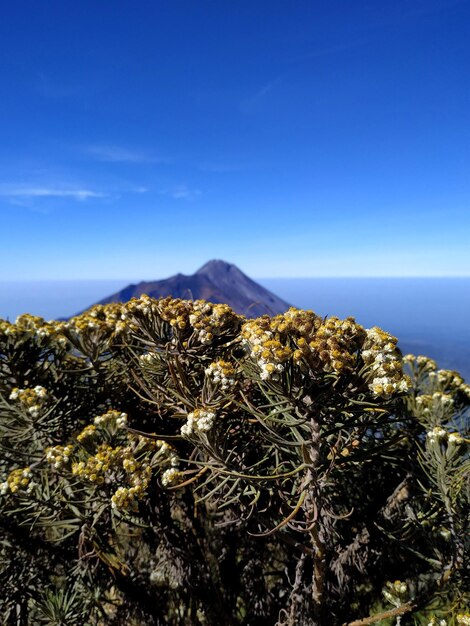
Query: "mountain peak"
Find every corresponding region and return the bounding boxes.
[196,259,236,275]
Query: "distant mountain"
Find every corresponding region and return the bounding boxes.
[94,260,291,317]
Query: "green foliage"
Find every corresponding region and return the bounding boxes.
[0,299,468,625]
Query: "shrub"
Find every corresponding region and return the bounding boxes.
[0,298,468,625]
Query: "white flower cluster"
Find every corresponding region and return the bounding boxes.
[427,618,447,626]
[161,467,183,486]
[426,427,464,446]
[188,300,237,345]
[45,445,74,469]
[392,580,407,595]
[382,580,408,607]
[153,439,179,468]
[151,440,182,487]
[180,408,217,437]
[448,432,464,445]
[369,376,410,397]
[456,615,470,626]
[411,355,438,370]
[205,360,236,390]
[196,328,213,345]
[35,326,52,339]
[9,386,48,418]
[437,369,464,387]
[114,320,127,334]
[241,321,291,382]
[9,385,47,401]
[94,410,128,429]
[460,383,470,398]
[362,328,410,398]
[416,392,455,417]
[426,427,448,444]
[260,361,285,381]
[432,369,470,399]
[35,386,47,398]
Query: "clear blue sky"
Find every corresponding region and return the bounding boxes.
[1,0,469,279]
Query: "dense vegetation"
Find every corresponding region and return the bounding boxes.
[0,297,468,625]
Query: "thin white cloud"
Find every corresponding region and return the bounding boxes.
[240,76,283,114]
[161,185,201,200]
[0,187,108,201]
[86,144,167,164]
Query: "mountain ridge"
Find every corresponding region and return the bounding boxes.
[94,259,291,317]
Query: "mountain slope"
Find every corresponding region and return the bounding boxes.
[95,260,291,317]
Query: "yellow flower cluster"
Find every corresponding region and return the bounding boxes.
[121,296,242,346]
[122,294,162,320]
[43,410,179,508]
[457,614,470,626]
[9,385,48,418]
[362,327,410,398]
[181,408,217,437]
[272,307,323,336]
[156,296,193,330]
[76,411,128,443]
[205,359,237,390]
[71,440,154,511]
[241,308,409,395]
[45,444,74,469]
[110,465,152,510]
[0,314,69,350]
[269,309,365,374]
[309,316,366,373]
[241,315,293,380]
[77,424,97,442]
[188,300,241,344]
[0,467,33,495]
[436,369,465,388]
[65,303,127,340]
[72,443,124,484]
[2,314,45,337]
[389,580,407,595]
[72,416,181,510]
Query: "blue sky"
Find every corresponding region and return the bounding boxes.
[1,0,469,279]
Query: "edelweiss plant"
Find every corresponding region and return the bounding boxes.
[0,299,468,625]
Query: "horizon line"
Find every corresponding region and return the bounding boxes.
[1,275,470,282]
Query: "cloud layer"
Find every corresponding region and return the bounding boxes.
[0,187,108,201]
